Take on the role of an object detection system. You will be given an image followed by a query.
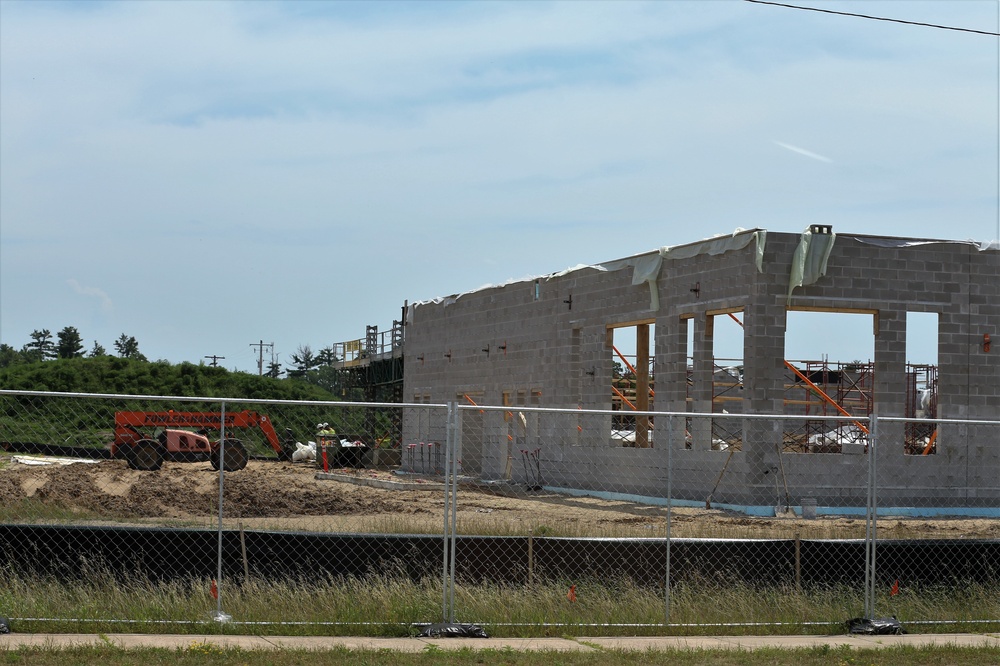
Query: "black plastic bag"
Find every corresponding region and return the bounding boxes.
[0,617,11,634]
[847,616,904,635]
[418,622,489,638]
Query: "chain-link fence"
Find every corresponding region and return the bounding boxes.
[0,390,997,634]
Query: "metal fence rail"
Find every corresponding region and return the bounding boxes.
[0,390,996,633]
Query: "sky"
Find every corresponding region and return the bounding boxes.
[1,0,998,374]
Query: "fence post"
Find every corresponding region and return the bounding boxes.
[664,414,673,623]
[448,405,460,623]
[213,401,230,622]
[442,402,454,622]
[864,414,879,619]
[442,402,461,623]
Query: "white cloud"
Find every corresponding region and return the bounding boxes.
[774,141,833,163]
[67,279,113,314]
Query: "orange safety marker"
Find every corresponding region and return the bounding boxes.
[210,579,219,600]
[566,585,577,603]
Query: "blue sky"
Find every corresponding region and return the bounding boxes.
[1,0,997,373]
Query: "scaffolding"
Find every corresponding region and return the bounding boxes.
[326,320,407,444]
[641,358,940,455]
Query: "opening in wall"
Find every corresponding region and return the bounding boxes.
[784,310,875,454]
[682,314,694,449]
[608,321,655,447]
[709,310,745,451]
[905,312,939,455]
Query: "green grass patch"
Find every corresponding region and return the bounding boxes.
[0,644,998,666]
[2,568,997,637]
[0,498,110,523]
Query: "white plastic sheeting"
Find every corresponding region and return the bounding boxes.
[807,424,868,453]
[291,441,317,462]
[11,455,99,466]
[600,228,767,312]
[849,236,999,252]
[787,227,836,304]
[410,228,767,318]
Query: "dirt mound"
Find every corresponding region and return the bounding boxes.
[0,458,414,520]
[1,455,996,540]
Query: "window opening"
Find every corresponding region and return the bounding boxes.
[683,315,694,449]
[905,312,939,455]
[710,310,745,451]
[783,310,874,454]
[609,322,655,447]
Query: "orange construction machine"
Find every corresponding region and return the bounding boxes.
[112,410,295,471]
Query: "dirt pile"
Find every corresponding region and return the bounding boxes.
[1,456,996,540]
[0,458,417,520]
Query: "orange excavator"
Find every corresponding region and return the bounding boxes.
[112,410,296,472]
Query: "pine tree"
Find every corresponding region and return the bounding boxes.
[24,329,56,362]
[57,326,86,359]
[113,334,147,361]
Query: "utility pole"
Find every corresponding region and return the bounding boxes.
[249,340,274,376]
[203,354,225,367]
[267,350,282,378]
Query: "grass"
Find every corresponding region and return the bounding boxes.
[2,569,997,638]
[0,499,107,524]
[1,644,999,666]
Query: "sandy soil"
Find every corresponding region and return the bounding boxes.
[0,455,996,540]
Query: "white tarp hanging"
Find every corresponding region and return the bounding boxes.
[788,227,836,304]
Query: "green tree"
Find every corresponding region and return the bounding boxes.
[57,326,85,359]
[288,344,317,378]
[23,329,56,362]
[316,346,339,366]
[113,334,147,361]
[89,341,108,357]
[266,360,283,378]
[297,364,353,397]
[0,343,23,368]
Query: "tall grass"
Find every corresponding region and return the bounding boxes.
[2,567,997,637]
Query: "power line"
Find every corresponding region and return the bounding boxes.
[745,0,1000,36]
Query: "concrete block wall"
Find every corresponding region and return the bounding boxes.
[402,229,999,509]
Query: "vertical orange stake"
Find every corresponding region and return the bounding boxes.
[210,579,219,600]
[890,579,900,596]
[567,585,577,602]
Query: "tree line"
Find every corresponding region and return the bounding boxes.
[0,326,146,368]
[1,327,364,400]
[2,327,339,379]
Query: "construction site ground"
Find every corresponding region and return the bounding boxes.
[0,455,997,539]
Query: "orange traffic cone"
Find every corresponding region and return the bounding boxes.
[890,579,900,596]
[210,579,219,600]
[567,585,577,603]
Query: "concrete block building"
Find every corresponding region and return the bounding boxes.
[401,228,999,511]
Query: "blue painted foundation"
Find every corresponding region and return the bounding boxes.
[545,486,1000,519]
